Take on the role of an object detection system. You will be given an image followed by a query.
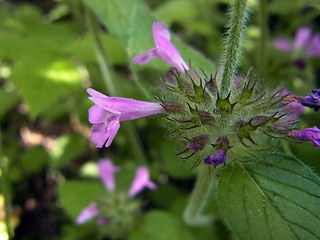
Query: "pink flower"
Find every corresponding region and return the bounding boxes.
[274,38,292,53]
[76,202,100,225]
[76,159,157,225]
[87,88,165,148]
[98,158,120,191]
[133,22,189,73]
[128,167,157,197]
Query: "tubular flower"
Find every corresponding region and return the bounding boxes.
[87,88,165,148]
[288,126,320,147]
[76,159,157,226]
[98,158,120,191]
[203,150,227,166]
[133,21,189,73]
[76,203,100,225]
[128,167,157,197]
[284,89,320,112]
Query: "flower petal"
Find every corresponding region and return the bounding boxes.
[282,102,304,121]
[87,88,107,99]
[288,126,320,147]
[132,48,160,65]
[88,104,110,124]
[274,38,292,53]
[76,202,100,225]
[132,22,189,73]
[307,34,320,57]
[91,116,120,148]
[203,150,227,166]
[155,37,189,73]
[128,167,157,197]
[295,27,312,49]
[98,158,120,191]
[153,21,171,42]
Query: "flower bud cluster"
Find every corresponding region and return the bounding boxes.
[159,68,298,168]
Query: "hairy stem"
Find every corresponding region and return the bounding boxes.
[183,164,215,226]
[87,8,148,164]
[258,0,268,77]
[218,0,248,98]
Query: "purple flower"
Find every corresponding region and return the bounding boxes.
[128,167,157,197]
[288,126,320,147]
[133,22,189,73]
[76,159,157,225]
[203,150,227,166]
[300,89,320,111]
[294,27,312,49]
[281,102,304,121]
[274,27,320,58]
[308,34,320,57]
[286,89,320,112]
[87,88,165,148]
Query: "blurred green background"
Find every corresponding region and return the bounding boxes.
[0,0,319,239]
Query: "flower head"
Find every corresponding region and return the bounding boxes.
[133,22,189,73]
[76,159,157,227]
[203,150,227,166]
[288,126,320,147]
[87,88,165,148]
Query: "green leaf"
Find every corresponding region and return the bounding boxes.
[84,0,215,74]
[218,154,320,240]
[83,0,145,45]
[0,5,82,117]
[21,146,49,174]
[155,0,198,24]
[50,134,87,169]
[58,180,105,220]
[0,88,18,120]
[129,210,196,240]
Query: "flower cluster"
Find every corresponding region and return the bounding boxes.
[76,159,156,238]
[87,22,320,171]
[274,27,320,69]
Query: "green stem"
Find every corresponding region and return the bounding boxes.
[218,0,248,98]
[183,164,215,226]
[258,0,267,77]
[86,7,148,164]
[0,131,13,239]
[88,9,117,96]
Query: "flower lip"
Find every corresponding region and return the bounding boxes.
[132,21,189,73]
